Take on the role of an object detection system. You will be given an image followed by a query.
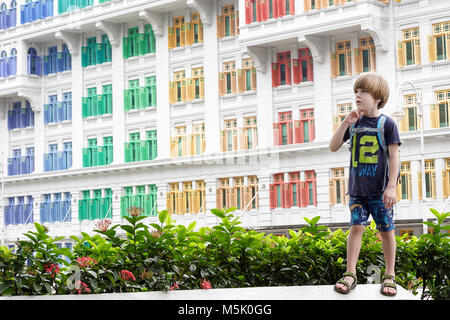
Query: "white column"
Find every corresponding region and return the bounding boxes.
[71,48,84,169]
[156,13,171,160]
[256,49,274,149]
[111,25,125,165]
[203,5,221,155]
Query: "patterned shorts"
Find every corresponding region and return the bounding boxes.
[349,195,395,232]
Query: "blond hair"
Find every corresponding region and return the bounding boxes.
[353,73,390,109]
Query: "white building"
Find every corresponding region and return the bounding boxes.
[0,0,449,248]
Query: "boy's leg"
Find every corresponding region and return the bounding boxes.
[335,197,368,292]
[368,196,397,295]
[380,230,397,295]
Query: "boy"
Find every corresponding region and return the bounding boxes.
[329,73,401,296]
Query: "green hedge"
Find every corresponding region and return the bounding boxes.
[0,207,448,299]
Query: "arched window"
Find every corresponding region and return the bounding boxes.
[28,47,37,56]
[1,3,7,11]
[10,0,16,8]
[1,50,7,58]
[10,48,17,56]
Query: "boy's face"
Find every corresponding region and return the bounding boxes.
[354,88,380,113]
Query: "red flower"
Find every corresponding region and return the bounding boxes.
[169,283,179,291]
[76,256,98,268]
[43,263,60,278]
[120,270,136,282]
[200,279,212,289]
[95,218,112,232]
[74,281,91,294]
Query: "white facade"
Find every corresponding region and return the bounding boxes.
[0,0,449,246]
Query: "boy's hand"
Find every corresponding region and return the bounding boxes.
[344,110,363,125]
[382,185,397,209]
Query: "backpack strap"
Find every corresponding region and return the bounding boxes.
[377,114,387,152]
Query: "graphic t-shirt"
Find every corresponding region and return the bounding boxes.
[343,114,401,197]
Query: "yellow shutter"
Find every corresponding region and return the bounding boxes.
[397,41,405,67]
[407,173,412,200]
[330,52,337,78]
[396,180,402,201]
[216,188,222,210]
[199,76,205,99]
[237,69,244,93]
[353,48,362,74]
[185,22,193,46]
[443,170,449,198]
[418,171,422,200]
[169,81,175,104]
[431,172,436,199]
[220,130,226,152]
[168,26,175,49]
[198,22,204,42]
[230,12,236,37]
[304,0,311,11]
[430,104,438,128]
[186,78,194,101]
[231,70,237,94]
[446,33,450,61]
[251,67,257,91]
[238,127,246,150]
[370,46,376,71]
[345,49,352,76]
[181,79,186,102]
[218,72,225,96]
[180,23,186,47]
[217,15,224,39]
[414,39,421,65]
[329,180,336,206]
[428,35,436,63]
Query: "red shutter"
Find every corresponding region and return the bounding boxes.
[293,59,301,84]
[279,0,286,16]
[309,118,315,142]
[289,0,295,15]
[256,0,262,22]
[273,0,279,18]
[287,120,293,145]
[300,182,308,207]
[273,123,280,146]
[245,0,250,24]
[269,184,276,209]
[312,180,317,206]
[294,120,301,144]
[271,62,280,87]
[262,0,268,21]
[286,60,292,85]
[307,57,314,82]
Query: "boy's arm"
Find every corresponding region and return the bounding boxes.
[382,143,400,208]
[329,110,363,152]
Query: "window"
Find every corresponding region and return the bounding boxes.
[398,27,421,67]
[189,13,203,45]
[102,84,112,115]
[219,61,236,95]
[190,67,204,100]
[145,76,157,107]
[422,160,436,199]
[333,103,352,132]
[431,89,450,128]
[269,171,317,208]
[217,4,238,38]
[329,168,348,205]
[354,37,376,73]
[305,170,317,206]
[190,123,205,155]
[443,158,450,199]
[293,48,313,83]
[170,126,187,157]
[169,70,186,104]
[399,95,419,132]
[429,21,449,62]
[331,40,352,77]
[216,176,258,211]
[222,119,238,152]
[272,51,291,87]
[399,229,414,239]
[245,0,294,23]
[295,108,315,143]
[273,111,293,146]
[168,16,185,49]
[238,58,256,92]
[396,162,412,200]
[243,116,258,149]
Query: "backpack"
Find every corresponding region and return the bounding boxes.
[348,114,399,189]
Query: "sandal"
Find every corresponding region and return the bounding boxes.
[380,274,397,297]
[334,272,357,294]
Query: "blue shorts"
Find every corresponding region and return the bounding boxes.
[349,195,395,232]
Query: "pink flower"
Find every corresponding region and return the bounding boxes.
[127,206,143,217]
[43,263,60,278]
[200,279,212,289]
[95,218,112,232]
[120,270,136,282]
[169,283,179,291]
[76,256,98,268]
[74,281,91,294]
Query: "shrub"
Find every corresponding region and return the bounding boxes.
[0,207,448,299]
